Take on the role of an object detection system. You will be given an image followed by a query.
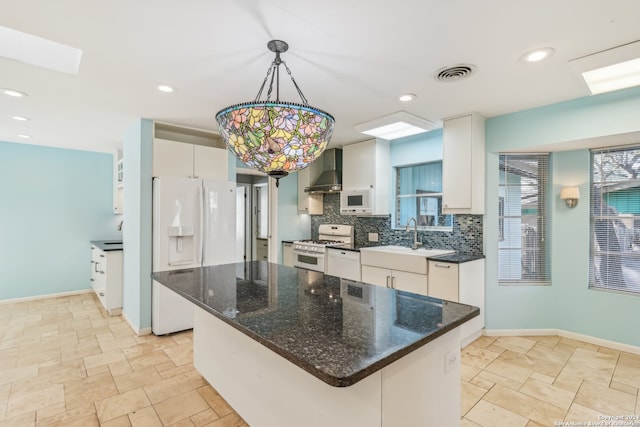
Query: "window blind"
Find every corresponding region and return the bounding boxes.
[498,154,550,284]
[590,146,640,295]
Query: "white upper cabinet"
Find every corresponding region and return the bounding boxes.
[442,113,485,214]
[297,167,323,215]
[153,138,228,180]
[342,139,390,215]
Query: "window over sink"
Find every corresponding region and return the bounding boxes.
[395,161,453,230]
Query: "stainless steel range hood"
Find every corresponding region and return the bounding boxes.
[304,148,342,194]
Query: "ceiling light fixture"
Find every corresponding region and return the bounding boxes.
[215,40,334,187]
[17,134,31,138]
[12,116,29,121]
[520,47,555,63]
[157,85,174,93]
[399,93,416,102]
[2,88,27,97]
[570,40,640,95]
[354,111,437,140]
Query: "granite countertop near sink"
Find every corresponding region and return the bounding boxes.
[152,261,479,387]
[340,244,484,263]
[90,240,123,251]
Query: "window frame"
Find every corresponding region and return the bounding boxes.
[589,145,640,296]
[498,153,551,285]
[394,161,453,231]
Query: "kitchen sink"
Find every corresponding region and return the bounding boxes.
[360,246,454,274]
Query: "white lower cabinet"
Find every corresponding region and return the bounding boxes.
[428,259,485,346]
[256,238,269,261]
[326,248,361,281]
[282,242,294,267]
[90,245,123,315]
[361,265,427,295]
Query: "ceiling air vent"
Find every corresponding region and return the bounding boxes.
[434,64,477,82]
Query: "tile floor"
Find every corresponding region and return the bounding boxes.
[0,293,638,426]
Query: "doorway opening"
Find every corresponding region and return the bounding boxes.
[236,173,269,264]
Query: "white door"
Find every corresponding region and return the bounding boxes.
[202,180,236,266]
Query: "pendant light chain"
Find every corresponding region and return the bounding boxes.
[253,57,310,105]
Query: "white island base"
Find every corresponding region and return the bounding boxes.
[193,307,462,427]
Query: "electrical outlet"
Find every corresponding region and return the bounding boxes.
[368,232,379,242]
[445,348,459,373]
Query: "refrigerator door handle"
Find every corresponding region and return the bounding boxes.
[198,182,205,266]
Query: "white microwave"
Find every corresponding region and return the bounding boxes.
[340,189,374,215]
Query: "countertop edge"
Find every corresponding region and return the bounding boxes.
[90,240,123,251]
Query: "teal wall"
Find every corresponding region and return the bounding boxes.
[485,86,640,346]
[0,140,120,300]
[122,119,154,332]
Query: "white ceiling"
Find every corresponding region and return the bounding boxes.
[1,0,639,154]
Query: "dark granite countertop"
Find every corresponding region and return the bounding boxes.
[152,261,479,387]
[90,240,123,251]
[281,240,295,244]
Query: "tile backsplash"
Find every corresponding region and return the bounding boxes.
[311,193,483,255]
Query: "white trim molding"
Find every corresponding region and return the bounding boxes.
[484,328,640,356]
[121,310,153,337]
[0,289,93,305]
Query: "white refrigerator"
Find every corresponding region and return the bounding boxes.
[152,176,236,335]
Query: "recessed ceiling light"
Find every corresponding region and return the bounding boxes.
[157,85,174,93]
[12,116,29,121]
[520,47,555,63]
[17,134,31,139]
[399,93,416,102]
[2,88,27,97]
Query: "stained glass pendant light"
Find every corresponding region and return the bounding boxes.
[215,40,335,187]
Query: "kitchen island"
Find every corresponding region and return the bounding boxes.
[152,261,479,427]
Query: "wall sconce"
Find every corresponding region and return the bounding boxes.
[560,186,580,208]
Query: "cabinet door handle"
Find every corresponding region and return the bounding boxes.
[99,292,104,297]
[385,276,390,288]
[94,262,99,273]
[391,276,396,289]
[434,263,451,268]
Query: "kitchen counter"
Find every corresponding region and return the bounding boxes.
[341,244,484,263]
[152,261,479,387]
[153,261,479,426]
[90,240,123,251]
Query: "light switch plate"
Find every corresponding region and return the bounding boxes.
[445,348,459,373]
[368,233,379,242]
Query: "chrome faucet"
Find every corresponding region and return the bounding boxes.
[406,217,422,250]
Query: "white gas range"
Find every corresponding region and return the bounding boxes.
[292,224,354,273]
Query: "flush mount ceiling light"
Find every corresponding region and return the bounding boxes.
[17,134,31,139]
[215,40,335,187]
[157,84,174,93]
[0,25,82,75]
[2,88,27,97]
[354,111,437,140]
[12,116,29,121]
[520,47,555,63]
[570,40,640,95]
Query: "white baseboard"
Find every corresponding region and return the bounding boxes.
[0,289,93,304]
[121,310,152,337]
[485,328,640,356]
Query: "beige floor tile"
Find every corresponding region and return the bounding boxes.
[109,359,134,377]
[154,390,209,425]
[101,414,132,427]
[37,412,100,427]
[484,358,534,384]
[64,372,119,410]
[553,370,584,393]
[6,384,64,418]
[460,417,483,427]
[96,333,138,353]
[483,384,567,425]
[198,386,234,418]
[164,344,194,367]
[83,349,126,369]
[461,346,502,369]
[0,411,36,427]
[573,380,636,415]
[202,412,247,427]
[525,420,547,427]
[563,402,606,423]
[0,364,38,386]
[498,349,564,378]
[35,401,66,420]
[61,341,102,362]
[128,405,163,427]
[113,366,162,394]
[127,350,172,371]
[469,375,495,390]
[461,363,481,382]
[559,359,615,386]
[466,336,497,349]
[462,382,488,416]
[569,347,618,371]
[191,408,220,427]
[527,341,575,365]
[492,336,537,354]
[157,362,197,380]
[529,371,555,384]
[35,404,96,426]
[465,399,528,427]
[519,378,576,409]
[95,388,151,424]
[559,337,599,352]
[526,335,561,348]
[613,360,640,389]
[144,371,207,404]
[610,379,638,395]
[476,369,524,391]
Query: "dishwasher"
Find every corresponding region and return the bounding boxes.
[326,248,361,281]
